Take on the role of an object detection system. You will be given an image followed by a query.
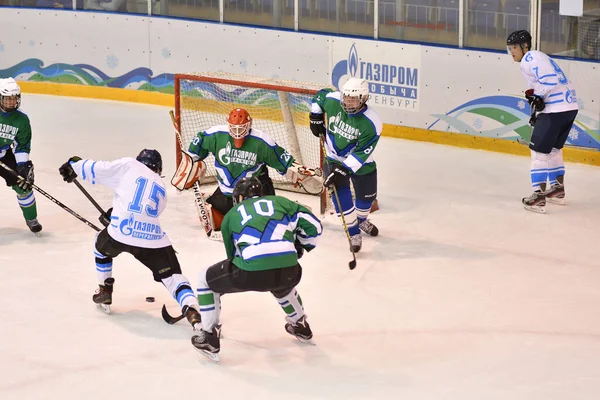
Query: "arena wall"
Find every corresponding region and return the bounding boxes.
[0,9,598,165]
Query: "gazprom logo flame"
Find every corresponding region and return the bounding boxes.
[120,213,135,236]
[348,44,359,77]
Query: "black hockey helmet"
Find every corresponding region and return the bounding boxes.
[232,177,262,205]
[507,30,532,48]
[136,149,162,175]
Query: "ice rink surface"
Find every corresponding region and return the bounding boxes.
[1,95,600,400]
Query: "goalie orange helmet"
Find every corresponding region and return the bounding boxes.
[227,108,252,148]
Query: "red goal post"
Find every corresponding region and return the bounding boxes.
[174,72,327,212]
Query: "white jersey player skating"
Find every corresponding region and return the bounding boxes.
[58,150,202,329]
[507,30,578,213]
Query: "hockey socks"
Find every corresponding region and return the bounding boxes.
[196,269,221,332]
[275,289,305,325]
[14,188,38,221]
[332,186,359,236]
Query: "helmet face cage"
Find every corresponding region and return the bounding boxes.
[136,149,163,175]
[227,108,252,140]
[341,78,369,115]
[232,177,262,205]
[0,78,22,112]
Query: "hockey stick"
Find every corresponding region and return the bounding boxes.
[169,110,217,239]
[517,104,536,146]
[72,178,109,219]
[319,137,357,270]
[161,304,185,324]
[0,160,102,232]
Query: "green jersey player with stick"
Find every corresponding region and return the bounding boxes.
[0,78,42,234]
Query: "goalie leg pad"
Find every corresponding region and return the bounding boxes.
[211,208,224,231]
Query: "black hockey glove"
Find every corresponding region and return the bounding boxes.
[525,89,545,112]
[324,164,350,189]
[99,207,113,228]
[16,161,34,191]
[309,113,326,138]
[294,239,305,259]
[59,156,82,183]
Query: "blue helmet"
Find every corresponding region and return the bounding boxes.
[136,149,162,175]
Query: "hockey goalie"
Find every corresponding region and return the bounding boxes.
[172,108,323,239]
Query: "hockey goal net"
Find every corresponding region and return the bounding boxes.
[174,72,327,210]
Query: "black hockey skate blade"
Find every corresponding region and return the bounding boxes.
[191,337,220,362]
[145,296,155,302]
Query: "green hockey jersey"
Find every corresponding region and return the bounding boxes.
[188,126,295,195]
[311,89,383,175]
[221,195,322,271]
[0,110,32,163]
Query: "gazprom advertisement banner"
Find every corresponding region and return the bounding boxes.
[331,39,420,112]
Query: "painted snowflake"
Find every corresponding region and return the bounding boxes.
[517,99,526,110]
[28,40,35,47]
[0,43,4,52]
[106,54,119,69]
[473,117,483,130]
[161,47,171,59]
[577,98,584,110]
[568,127,579,141]
[240,60,247,69]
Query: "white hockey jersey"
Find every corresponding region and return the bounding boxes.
[520,50,578,114]
[70,157,172,249]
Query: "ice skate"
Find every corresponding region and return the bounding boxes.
[93,278,114,314]
[183,305,202,331]
[522,191,546,214]
[350,234,362,252]
[544,184,565,205]
[285,315,313,344]
[26,218,42,236]
[191,326,221,362]
[359,219,379,237]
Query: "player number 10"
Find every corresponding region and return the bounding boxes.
[237,199,275,225]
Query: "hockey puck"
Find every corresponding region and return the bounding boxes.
[145,296,155,303]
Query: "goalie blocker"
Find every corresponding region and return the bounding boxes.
[172,151,206,191]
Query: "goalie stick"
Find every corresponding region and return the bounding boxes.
[319,138,357,271]
[169,110,220,241]
[0,160,103,232]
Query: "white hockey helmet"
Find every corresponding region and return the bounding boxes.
[341,77,369,115]
[0,77,21,112]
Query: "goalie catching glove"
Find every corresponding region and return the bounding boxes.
[285,161,324,195]
[171,151,206,191]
